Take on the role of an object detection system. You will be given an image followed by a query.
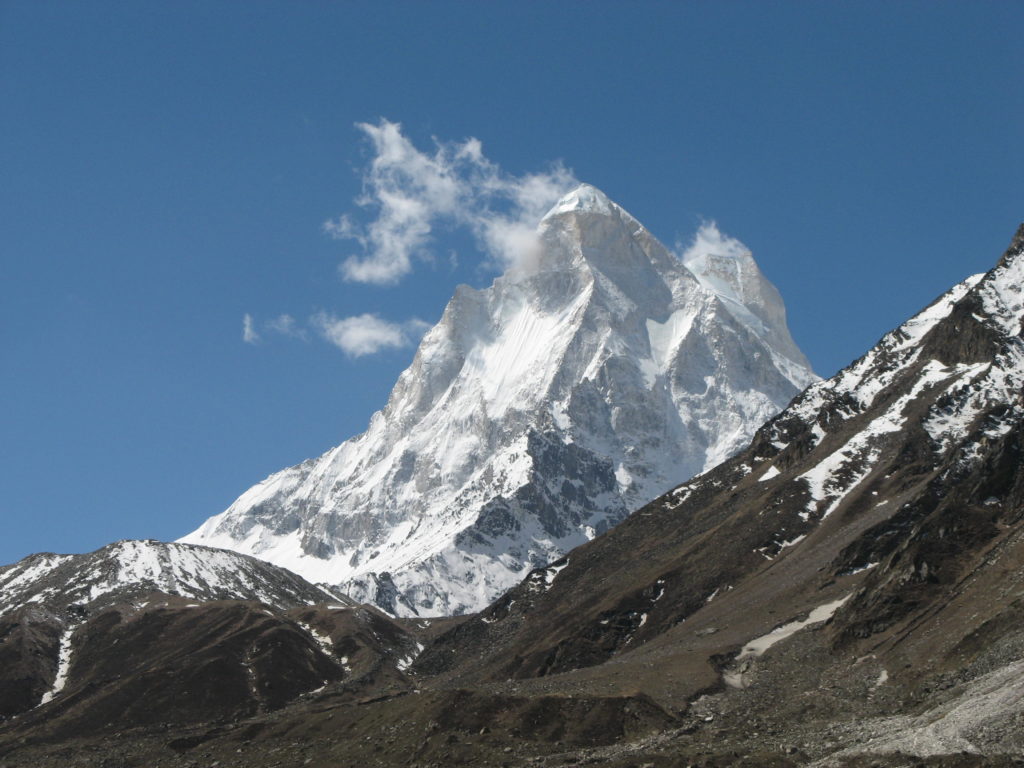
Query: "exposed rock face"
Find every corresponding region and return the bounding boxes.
[4,225,1024,768]
[181,184,816,616]
[0,539,426,728]
[406,224,1024,761]
[421,223,1024,662]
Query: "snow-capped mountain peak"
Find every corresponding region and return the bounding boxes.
[541,183,623,221]
[182,185,817,616]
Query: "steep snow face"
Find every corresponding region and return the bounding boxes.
[0,540,345,618]
[181,184,817,616]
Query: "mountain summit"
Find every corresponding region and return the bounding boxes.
[181,185,817,615]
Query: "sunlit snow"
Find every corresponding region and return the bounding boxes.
[181,185,818,616]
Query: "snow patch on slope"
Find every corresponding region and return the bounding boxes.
[297,621,334,655]
[797,360,979,521]
[739,595,850,660]
[725,596,850,689]
[38,627,75,706]
[783,274,985,437]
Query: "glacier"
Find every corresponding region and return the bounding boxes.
[181,184,817,616]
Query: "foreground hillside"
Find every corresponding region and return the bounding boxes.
[2,225,1023,766]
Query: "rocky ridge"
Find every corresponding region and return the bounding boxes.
[0,539,429,728]
[5,224,1023,768]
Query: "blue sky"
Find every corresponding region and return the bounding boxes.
[1,1,1021,565]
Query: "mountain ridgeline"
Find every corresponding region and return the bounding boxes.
[408,223,1024,758]
[181,184,817,616]
[3,220,1023,767]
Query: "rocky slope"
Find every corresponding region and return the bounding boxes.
[5,226,1022,768]
[404,223,1024,761]
[0,540,431,729]
[182,184,816,616]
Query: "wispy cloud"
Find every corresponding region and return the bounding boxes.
[325,119,577,285]
[678,221,752,265]
[242,313,309,345]
[265,313,308,341]
[312,312,428,358]
[242,313,260,344]
[247,121,567,359]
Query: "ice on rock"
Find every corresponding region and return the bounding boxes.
[181,184,818,617]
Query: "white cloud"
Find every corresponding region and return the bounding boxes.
[242,313,310,345]
[327,119,578,285]
[313,312,426,357]
[266,313,308,340]
[242,313,260,344]
[248,121,573,360]
[679,221,752,265]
